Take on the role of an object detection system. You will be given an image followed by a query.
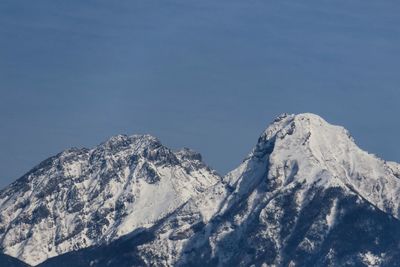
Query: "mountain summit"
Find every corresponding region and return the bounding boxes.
[2,113,400,267]
[247,113,400,218]
[0,134,220,265]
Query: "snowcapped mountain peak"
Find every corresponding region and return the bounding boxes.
[96,134,162,155]
[112,115,400,267]
[0,134,220,265]
[243,113,400,218]
[2,114,400,267]
[101,134,159,147]
[259,113,352,147]
[253,113,356,167]
[222,113,400,224]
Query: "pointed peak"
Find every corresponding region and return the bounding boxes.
[129,134,162,148]
[295,112,326,121]
[99,134,161,149]
[261,113,349,141]
[252,113,355,159]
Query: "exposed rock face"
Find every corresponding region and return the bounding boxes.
[3,113,400,267]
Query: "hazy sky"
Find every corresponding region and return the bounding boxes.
[1,0,400,189]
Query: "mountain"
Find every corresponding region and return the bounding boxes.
[2,113,400,266]
[0,135,220,265]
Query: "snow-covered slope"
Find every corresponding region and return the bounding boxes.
[106,113,400,267]
[0,135,220,265]
[42,113,400,267]
[224,113,400,219]
[3,113,400,266]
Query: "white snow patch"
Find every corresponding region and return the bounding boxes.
[326,199,338,229]
[359,251,384,266]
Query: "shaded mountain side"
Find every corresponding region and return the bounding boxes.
[175,186,400,267]
[37,186,400,267]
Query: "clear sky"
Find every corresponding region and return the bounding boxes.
[1,0,400,189]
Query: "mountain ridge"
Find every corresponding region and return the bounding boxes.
[2,113,400,266]
[0,133,220,265]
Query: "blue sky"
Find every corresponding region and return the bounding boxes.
[1,0,400,188]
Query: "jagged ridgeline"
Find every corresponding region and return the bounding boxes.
[0,135,220,266]
[2,113,400,267]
